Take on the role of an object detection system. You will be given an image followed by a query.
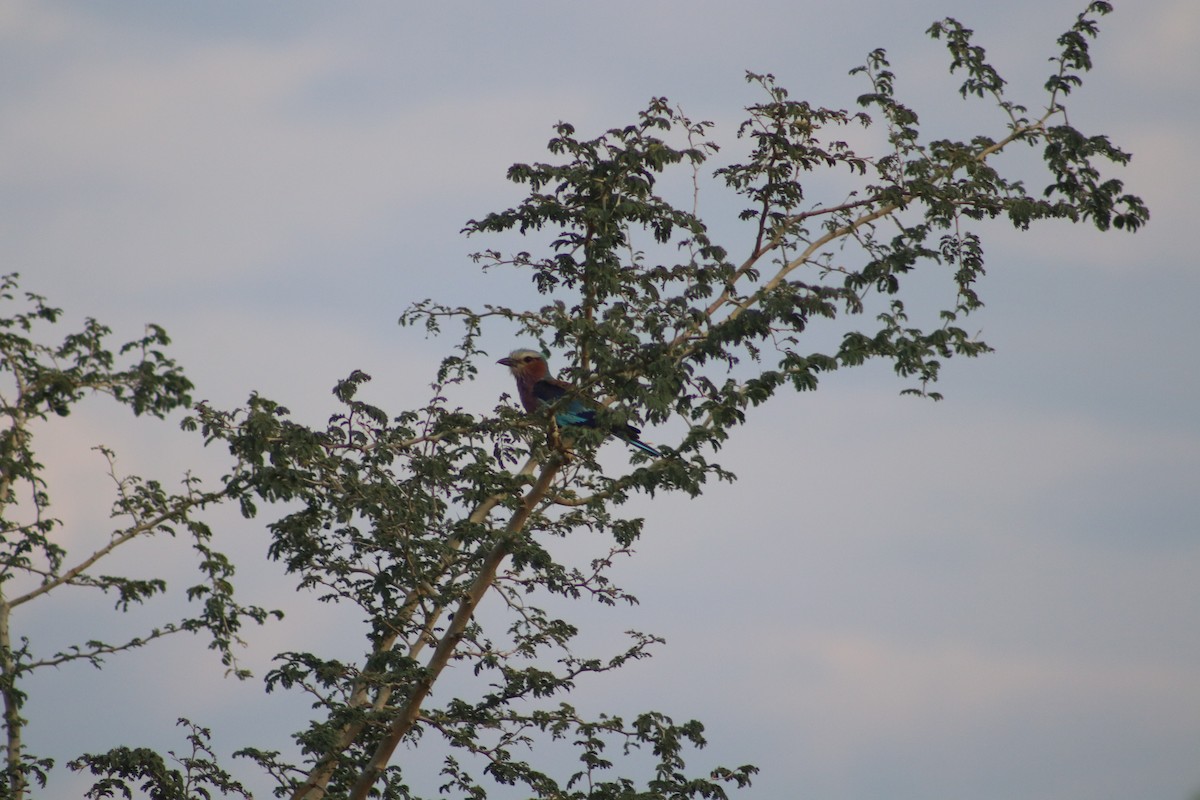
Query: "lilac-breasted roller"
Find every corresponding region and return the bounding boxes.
[497,349,662,458]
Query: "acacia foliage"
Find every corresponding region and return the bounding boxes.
[0,275,277,800]
[69,4,1144,799]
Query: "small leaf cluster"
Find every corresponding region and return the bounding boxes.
[68,719,251,800]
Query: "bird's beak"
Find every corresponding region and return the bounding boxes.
[497,357,516,367]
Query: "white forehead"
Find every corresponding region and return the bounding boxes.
[508,349,545,361]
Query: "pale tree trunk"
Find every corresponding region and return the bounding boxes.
[0,596,25,800]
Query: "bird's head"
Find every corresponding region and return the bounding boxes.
[497,349,549,381]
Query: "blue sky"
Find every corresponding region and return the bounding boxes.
[4,1,1199,798]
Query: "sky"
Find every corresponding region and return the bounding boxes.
[3,1,1199,798]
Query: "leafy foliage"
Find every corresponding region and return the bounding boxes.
[0,277,278,800]
[186,6,1144,799]
[68,719,251,800]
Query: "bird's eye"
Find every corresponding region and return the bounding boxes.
[523,356,534,363]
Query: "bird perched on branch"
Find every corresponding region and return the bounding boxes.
[497,349,662,458]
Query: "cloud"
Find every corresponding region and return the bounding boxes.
[1110,0,1200,92]
[0,5,579,304]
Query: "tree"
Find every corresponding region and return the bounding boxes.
[22,3,1148,798]
[0,275,277,800]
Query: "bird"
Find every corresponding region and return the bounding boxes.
[497,349,662,458]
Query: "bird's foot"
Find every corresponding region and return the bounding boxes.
[548,429,575,463]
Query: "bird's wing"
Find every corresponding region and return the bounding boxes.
[530,378,661,456]
[531,378,570,404]
[532,379,597,427]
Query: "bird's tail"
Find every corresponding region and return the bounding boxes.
[626,438,662,458]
